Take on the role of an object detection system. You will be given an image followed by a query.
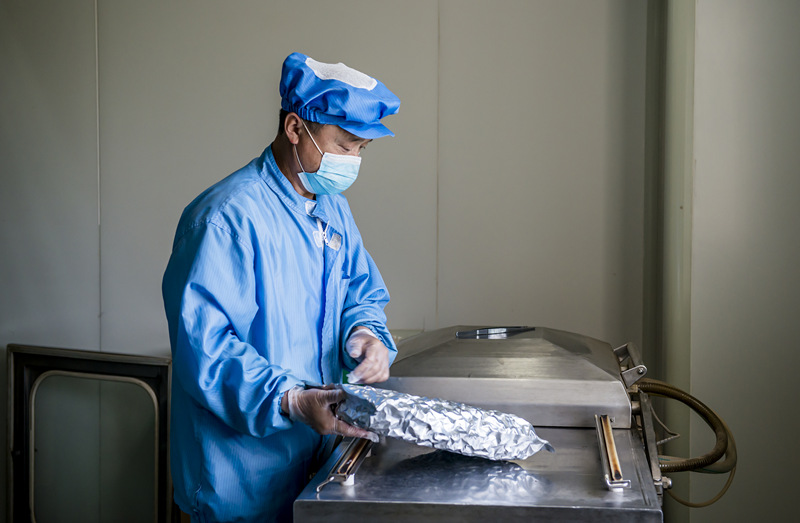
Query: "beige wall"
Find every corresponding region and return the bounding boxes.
[659,1,800,521]
[1,0,648,517]
[2,1,100,516]
[94,0,441,352]
[686,0,800,521]
[437,0,646,346]
[661,0,695,519]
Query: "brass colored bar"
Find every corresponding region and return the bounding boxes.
[600,415,623,481]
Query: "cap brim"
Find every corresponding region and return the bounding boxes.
[338,121,395,139]
[298,110,394,139]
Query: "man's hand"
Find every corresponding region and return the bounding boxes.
[346,327,390,384]
[284,386,379,442]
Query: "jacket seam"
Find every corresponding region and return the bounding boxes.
[174,219,255,257]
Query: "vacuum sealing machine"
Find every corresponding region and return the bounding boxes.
[294,326,735,522]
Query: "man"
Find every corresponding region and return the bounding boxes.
[162,52,400,522]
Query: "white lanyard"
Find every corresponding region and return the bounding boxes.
[313,218,329,248]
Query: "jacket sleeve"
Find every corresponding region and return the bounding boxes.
[338,219,398,368]
[162,222,302,438]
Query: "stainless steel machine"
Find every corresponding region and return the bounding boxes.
[295,326,671,522]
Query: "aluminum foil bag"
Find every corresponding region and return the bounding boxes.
[336,384,554,461]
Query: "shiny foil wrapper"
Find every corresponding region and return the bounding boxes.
[337,384,554,461]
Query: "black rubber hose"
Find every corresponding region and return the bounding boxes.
[636,378,728,473]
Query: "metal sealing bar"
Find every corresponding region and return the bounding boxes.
[335,438,371,476]
[316,437,374,492]
[601,414,623,481]
[595,414,631,491]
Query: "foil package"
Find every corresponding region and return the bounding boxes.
[336,384,554,461]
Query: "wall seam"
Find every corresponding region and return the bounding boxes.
[434,0,440,329]
[94,0,102,354]
[94,1,103,520]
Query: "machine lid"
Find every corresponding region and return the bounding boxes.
[381,326,632,428]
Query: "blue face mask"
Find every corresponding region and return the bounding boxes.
[295,121,361,195]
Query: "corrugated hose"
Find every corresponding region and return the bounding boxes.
[636,378,737,508]
[636,378,734,473]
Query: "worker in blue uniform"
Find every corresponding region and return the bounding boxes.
[162,52,401,522]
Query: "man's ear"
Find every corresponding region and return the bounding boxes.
[284,112,303,145]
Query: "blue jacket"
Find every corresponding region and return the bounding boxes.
[162,146,396,522]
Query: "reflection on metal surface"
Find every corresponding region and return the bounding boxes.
[337,384,553,461]
[296,429,662,522]
[595,414,631,491]
[387,449,550,502]
[455,326,536,339]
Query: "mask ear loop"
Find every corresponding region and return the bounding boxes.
[295,119,323,178]
[301,120,324,156]
[294,144,308,173]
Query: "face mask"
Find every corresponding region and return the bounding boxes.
[294,121,361,195]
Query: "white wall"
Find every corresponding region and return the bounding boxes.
[1,0,647,517]
[686,0,800,521]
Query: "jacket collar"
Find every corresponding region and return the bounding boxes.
[260,146,333,223]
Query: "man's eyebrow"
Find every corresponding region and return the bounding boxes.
[339,135,372,146]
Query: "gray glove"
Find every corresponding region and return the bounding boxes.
[286,386,379,442]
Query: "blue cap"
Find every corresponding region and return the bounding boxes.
[279,52,400,139]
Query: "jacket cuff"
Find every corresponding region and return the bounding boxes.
[273,377,304,425]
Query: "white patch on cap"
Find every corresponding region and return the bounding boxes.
[306,57,377,90]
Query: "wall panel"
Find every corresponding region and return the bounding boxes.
[0,0,100,515]
[690,1,800,520]
[437,0,646,347]
[97,0,438,354]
